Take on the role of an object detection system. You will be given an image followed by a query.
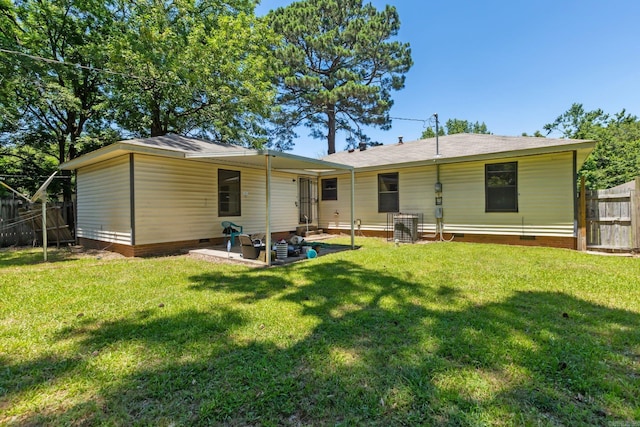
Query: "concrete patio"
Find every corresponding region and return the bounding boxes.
[188,234,355,266]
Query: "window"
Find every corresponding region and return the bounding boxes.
[485,162,518,212]
[218,169,241,216]
[321,178,337,201]
[378,173,399,212]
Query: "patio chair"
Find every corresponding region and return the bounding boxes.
[238,234,265,260]
[221,221,243,246]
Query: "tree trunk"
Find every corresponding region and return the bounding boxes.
[327,105,336,154]
[61,132,79,203]
[151,103,163,137]
[150,92,166,137]
[56,136,73,202]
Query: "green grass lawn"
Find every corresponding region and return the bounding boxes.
[1,239,639,426]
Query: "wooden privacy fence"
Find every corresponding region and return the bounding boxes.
[585,178,640,252]
[0,199,33,246]
[0,199,75,247]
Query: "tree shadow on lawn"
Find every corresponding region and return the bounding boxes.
[3,260,639,425]
[0,248,77,267]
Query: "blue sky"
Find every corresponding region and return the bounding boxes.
[255,0,640,158]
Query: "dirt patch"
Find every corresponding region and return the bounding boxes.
[69,248,127,261]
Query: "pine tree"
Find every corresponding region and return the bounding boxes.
[267,0,412,154]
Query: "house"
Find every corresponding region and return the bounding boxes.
[318,133,595,249]
[60,134,355,258]
[61,133,596,257]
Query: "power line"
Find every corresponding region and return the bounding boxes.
[0,47,170,84]
[389,116,427,123]
[2,46,441,134]
[0,174,71,179]
[2,46,434,115]
[388,116,437,129]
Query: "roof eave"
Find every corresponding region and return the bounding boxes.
[59,142,186,170]
[262,149,353,171]
[348,140,596,172]
[185,148,354,172]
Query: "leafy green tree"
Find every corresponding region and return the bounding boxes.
[267,0,412,154]
[1,0,277,200]
[0,1,19,138]
[421,118,489,139]
[0,145,59,196]
[543,103,608,140]
[0,0,18,42]
[0,0,116,200]
[107,0,277,145]
[446,119,489,135]
[420,126,444,139]
[445,119,470,135]
[521,130,545,137]
[544,103,640,189]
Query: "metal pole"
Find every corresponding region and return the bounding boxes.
[350,168,355,249]
[42,196,47,262]
[265,154,272,265]
[434,113,440,157]
[0,181,31,202]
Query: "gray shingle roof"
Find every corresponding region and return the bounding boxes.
[60,133,354,172]
[322,133,594,169]
[122,134,256,155]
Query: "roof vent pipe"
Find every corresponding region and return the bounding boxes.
[358,142,367,151]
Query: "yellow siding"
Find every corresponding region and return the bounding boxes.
[270,172,301,231]
[133,155,215,245]
[76,155,132,244]
[400,167,437,233]
[238,169,299,235]
[441,153,575,236]
[133,155,300,245]
[319,152,576,237]
[318,175,348,230]
[319,167,437,233]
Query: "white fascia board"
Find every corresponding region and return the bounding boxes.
[185,149,354,172]
[260,149,354,171]
[60,142,185,170]
[185,150,259,159]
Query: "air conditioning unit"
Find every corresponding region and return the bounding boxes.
[393,214,418,243]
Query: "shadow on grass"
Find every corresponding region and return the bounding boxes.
[0,248,76,267]
[3,259,639,425]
